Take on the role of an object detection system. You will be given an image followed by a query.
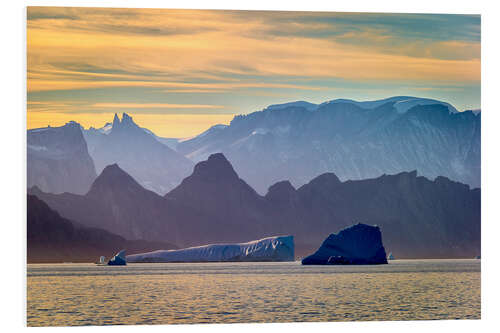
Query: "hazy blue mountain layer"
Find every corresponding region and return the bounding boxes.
[83,113,194,195]
[177,96,480,194]
[28,122,97,195]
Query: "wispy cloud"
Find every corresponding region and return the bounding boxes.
[91,103,225,109]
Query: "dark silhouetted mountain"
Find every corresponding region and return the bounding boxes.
[83,113,194,195]
[29,163,176,242]
[27,194,176,263]
[29,163,225,247]
[291,170,480,258]
[31,154,480,259]
[165,153,274,242]
[166,153,263,218]
[27,121,97,195]
[176,96,480,194]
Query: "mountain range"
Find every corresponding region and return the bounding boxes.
[177,96,480,193]
[26,96,481,259]
[30,153,480,259]
[27,96,480,197]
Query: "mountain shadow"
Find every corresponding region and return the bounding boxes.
[27,194,177,263]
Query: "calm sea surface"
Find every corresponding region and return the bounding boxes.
[27,259,480,326]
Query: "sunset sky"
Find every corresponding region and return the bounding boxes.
[27,7,481,137]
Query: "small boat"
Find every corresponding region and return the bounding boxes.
[387,252,395,260]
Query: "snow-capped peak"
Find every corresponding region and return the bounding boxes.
[321,96,458,114]
[98,122,113,134]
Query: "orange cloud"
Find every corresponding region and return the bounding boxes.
[26,8,481,136]
[27,8,481,92]
[91,103,225,109]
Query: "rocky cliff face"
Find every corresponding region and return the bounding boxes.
[177,97,480,194]
[27,122,97,195]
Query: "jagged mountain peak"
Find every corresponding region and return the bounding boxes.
[121,112,134,124]
[112,113,120,127]
[111,112,140,133]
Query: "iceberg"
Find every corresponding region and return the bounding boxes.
[127,236,294,263]
[108,250,127,265]
[302,224,388,265]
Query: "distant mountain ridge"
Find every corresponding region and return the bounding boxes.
[31,153,480,259]
[83,113,194,195]
[27,121,97,195]
[176,96,480,193]
[27,96,480,197]
[320,96,459,114]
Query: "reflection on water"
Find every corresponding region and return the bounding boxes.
[27,260,480,326]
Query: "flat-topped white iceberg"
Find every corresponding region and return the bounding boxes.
[126,235,294,263]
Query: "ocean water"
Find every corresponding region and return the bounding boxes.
[27,259,480,326]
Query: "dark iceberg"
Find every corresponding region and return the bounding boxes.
[302,224,388,265]
[108,250,127,265]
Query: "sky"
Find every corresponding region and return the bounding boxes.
[27,7,481,138]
